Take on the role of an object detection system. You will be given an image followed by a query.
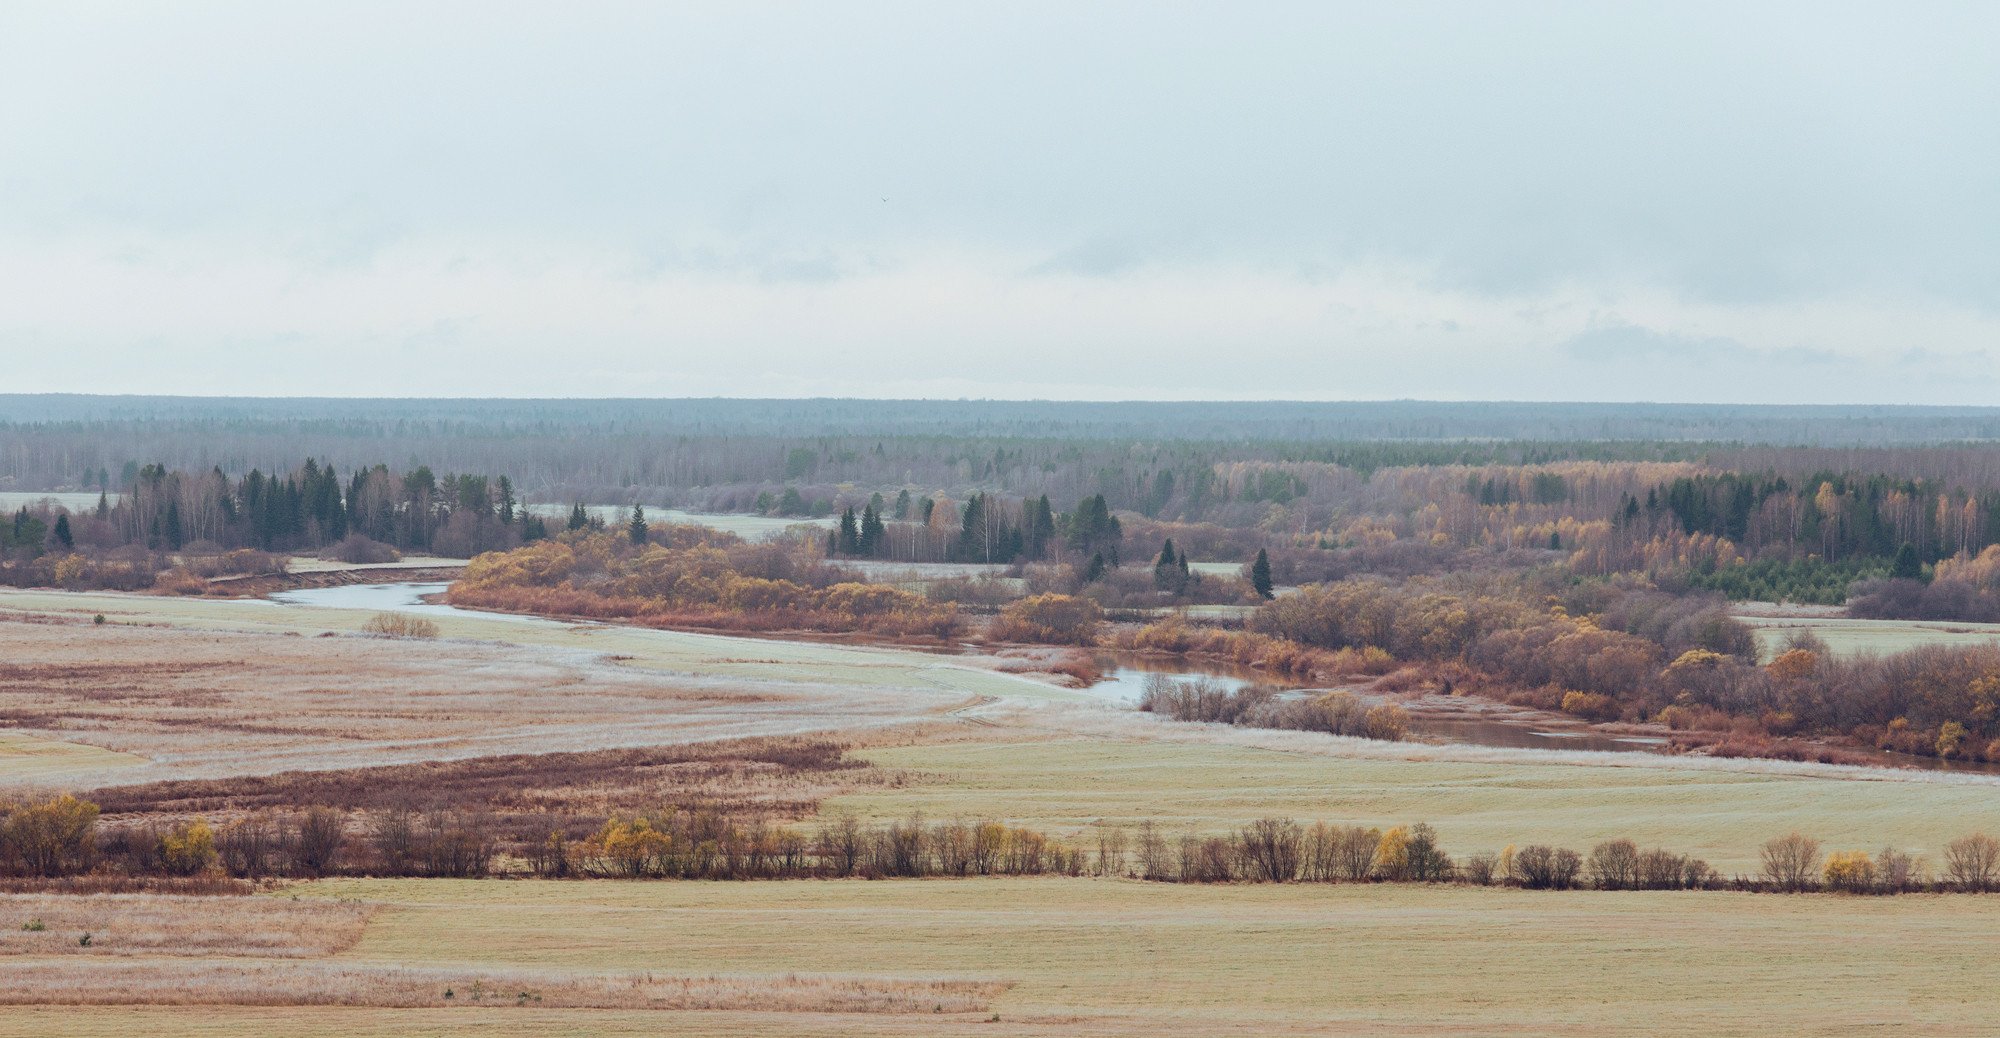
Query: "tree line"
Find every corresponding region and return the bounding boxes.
[10,792,2000,895]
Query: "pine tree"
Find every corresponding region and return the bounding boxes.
[1083,551,1106,584]
[95,491,109,520]
[52,514,72,551]
[1251,548,1273,599]
[568,502,588,531]
[627,504,648,545]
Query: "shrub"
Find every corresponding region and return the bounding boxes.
[1560,690,1619,722]
[1822,850,1875,893]
[1363,703,1409,741]
[1510,845,1582,889]
[322,534,402,564]
[157,820,218,876]
[1587,839,1640,890]
[2,794,99,877]
[293,807,347,877]
[362,612,440,639]
[989,594,1103,646]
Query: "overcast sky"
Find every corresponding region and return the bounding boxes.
[3,2,1997,402]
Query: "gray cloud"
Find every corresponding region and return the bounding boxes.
[2,2,1998,399]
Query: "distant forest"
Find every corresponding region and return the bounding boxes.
[9,396,2000,610]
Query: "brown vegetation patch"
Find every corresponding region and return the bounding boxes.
[88,738,878,844]
[0,960,1008,1013]
[0,893,370,957]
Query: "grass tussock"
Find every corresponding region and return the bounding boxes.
[0,960,1008,1013]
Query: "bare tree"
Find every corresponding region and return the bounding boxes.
[1945,833,2000,892]
[1761,832,1822,892]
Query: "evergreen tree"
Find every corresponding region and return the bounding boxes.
[1892,541,1923,581]
[52,514,72,551]
[837,507,861,554]
[627,504,648,545]
[1549,531,1561,550]
[496,476,516,526]
[1250,548,1273,599]
[859,504,885,556]
[1153,539,1180,590]
[95,491,109,520]
[1082,551,1106,584]
[567,502,589,531]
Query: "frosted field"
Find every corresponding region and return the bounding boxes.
[0,491,109,512]
[1741,614,2000,660]
[523,504,832,541]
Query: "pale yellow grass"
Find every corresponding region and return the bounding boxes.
[0,733,144,780]
[832,736,2000,873]
[0,893,369,957]
[218,876,2000,1037]
[0,958,1002,1013]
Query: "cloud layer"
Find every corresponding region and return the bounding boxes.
[3,2,1996,401]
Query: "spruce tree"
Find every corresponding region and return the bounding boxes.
[1892,541,1923,581]
[568,502,588,531]
[837,507,860,554]
[627,504,648,544]
[1153,539,1179,590]
[52,514,72,551]
[1250,548,1273,600]
[859,504,885,556]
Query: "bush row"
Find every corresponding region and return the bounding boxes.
[9,794,1999,894]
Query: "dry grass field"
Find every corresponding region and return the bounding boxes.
[6,586,2000,1033]
[0,590,1057,788]
[6,878,1996,1036]
[830,734,2000,873]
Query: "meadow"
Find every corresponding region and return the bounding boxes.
[9,585,2000,1035]
[1740,613,2000,660]
[6,878,1997,1036]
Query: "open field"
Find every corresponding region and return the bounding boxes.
[8,586,2000,872]
[1741,614,2000,661]
[11,877,1998,1036]
[524,505,834,541]
[0,587,1065,788]
[9,585,2000,1033]
[0,491,108,512]
[0,732,146,782]
[830,735,2000,874]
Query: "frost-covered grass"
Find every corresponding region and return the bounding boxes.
[833,721,2000,873]
[1741,614,2000,661]
[257,877,2000,1037]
